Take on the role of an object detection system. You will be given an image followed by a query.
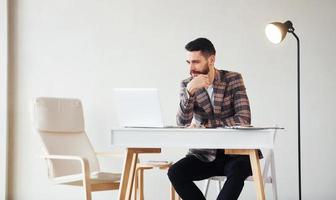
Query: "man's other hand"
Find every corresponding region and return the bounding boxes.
[186,75,210,96]
[187,123,205,128]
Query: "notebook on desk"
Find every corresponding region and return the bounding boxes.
[113,88,184,128]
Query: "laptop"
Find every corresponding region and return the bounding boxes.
[113,88,184,128]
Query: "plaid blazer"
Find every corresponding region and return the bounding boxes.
[177,69,251,162]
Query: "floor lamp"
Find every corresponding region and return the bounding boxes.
[265,20,301,200]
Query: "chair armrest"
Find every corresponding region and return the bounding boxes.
[95,152,124,158]
[40,154,91,187]
[41,154,86,162]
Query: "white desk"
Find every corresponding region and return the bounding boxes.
[111,128,278,200]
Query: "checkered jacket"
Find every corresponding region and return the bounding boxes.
[177,69,251,162]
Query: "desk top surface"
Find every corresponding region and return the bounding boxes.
[112,126,282,132]
[110,127,281,149]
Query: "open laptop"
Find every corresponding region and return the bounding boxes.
[113,88,184,128]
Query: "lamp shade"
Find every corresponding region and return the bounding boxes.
[265,21,293,44]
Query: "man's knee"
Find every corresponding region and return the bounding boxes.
[226,171,250,183]
[167,164,176,181]
[226,162,252,181]
[168,163,182,183]
[168,161,193,185]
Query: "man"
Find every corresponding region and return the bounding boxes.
[168,38,253,200]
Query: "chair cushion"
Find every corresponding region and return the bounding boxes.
[34,97,84,133]
[91,172,122,182]
[52,171,121,184]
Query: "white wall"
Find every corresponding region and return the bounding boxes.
[8,0,336,199]
[0,0,9,199]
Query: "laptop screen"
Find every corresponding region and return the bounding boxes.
[113,88,164,127]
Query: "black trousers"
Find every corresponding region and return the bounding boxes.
[168,150,252,200]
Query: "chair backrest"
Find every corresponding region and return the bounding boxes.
[33,97,100,178]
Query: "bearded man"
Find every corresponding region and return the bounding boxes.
[168,38,253,200]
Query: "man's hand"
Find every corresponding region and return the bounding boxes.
[186,75,210,96]
[187,123,205,128]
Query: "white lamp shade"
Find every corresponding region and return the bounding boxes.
[265,24,283,44]
[265,21,291,44]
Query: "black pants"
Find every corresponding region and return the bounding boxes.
[168,150,252,200]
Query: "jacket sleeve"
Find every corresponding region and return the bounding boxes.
[223,73,251,126]
[176,80,195,126]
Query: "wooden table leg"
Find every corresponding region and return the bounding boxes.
[118,148,161,200]
[249,150,266,200]
[225,149,266,200]
[118,148,138,200]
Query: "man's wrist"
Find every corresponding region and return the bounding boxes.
[186,88,195,98]
[186,84,195,97]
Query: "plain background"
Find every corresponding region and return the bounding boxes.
[4,0,336,199]
[0,0,9,199]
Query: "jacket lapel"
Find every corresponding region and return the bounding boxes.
[195,69,226,115]
[195,88,213,115]
[213,82,226,115]
[213,70,226,115]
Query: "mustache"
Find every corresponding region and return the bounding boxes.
[190,70,200,75]
[190,70,207,75]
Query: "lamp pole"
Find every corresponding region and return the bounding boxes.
[266,20,302,200]
[289,29,301,200]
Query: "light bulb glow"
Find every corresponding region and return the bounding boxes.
[265,24,283,44]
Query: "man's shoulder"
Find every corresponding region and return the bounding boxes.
[218,70,243,82]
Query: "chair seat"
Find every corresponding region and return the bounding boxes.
[52,171,121,185]
[137,161,173,169]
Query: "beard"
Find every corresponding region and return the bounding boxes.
[190,62,210,78]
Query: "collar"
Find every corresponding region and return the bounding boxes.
[213,68,221,84]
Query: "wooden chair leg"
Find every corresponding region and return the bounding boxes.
[84,187,92,200]
[133,168,139,200]
[139,168,144,200]
[170,184,182,200]
[170,184,175,200]
[82,159,92,200]
[176,190,181,200]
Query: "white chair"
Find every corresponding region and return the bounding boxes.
[33,97,122,200]
[202,150,278,200]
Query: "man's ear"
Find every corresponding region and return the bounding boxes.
[209,55,215,66]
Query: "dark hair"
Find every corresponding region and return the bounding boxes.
[185,38,216,57]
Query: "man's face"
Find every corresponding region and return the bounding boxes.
[186,51,212,78]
